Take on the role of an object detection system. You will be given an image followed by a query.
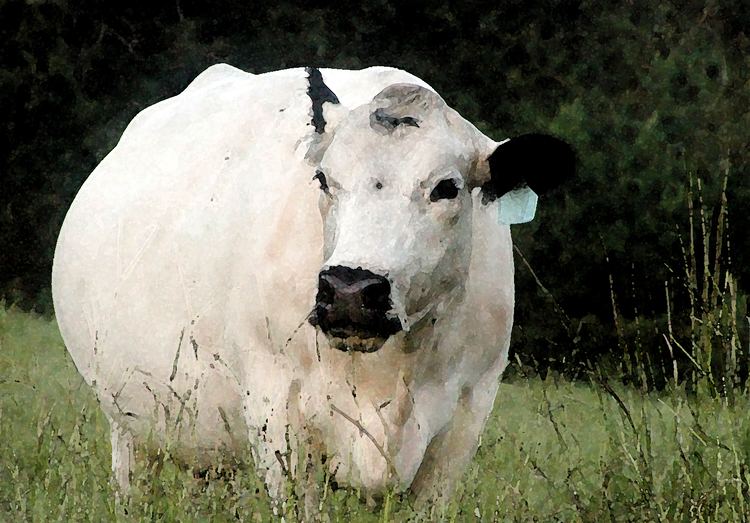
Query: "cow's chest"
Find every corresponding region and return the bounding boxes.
[285,354,449,491]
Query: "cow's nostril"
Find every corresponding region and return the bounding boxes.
[361,280,391,311]
[317,275,336,306]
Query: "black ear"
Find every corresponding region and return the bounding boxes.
[482,133,575,202]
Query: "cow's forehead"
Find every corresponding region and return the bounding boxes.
[321,99,476,185]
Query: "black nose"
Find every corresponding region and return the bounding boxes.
[310,266,402,339]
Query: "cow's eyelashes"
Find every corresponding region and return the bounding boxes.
[313,171,330,194]
[429,178,460,202]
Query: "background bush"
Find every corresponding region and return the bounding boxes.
[2,0,748,386]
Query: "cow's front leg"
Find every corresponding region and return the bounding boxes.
[250,426,290,512]
[409,366,502,510]
[108,416,135,498]
[252,421,327,520]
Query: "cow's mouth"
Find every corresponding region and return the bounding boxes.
[308,311,402,353]
[327,333,389,353]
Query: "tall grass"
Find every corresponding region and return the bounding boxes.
[603,167,748,395]
[3,305,750,521]
[663,168,748,397]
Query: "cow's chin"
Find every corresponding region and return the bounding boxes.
[323,331,389,353]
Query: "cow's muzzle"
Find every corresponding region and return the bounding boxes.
[309,265,402,352]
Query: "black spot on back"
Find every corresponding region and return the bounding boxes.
[306,67,340,134]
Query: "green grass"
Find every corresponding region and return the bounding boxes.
[2,305,750,521]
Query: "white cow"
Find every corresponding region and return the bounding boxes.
[52,64,573,507]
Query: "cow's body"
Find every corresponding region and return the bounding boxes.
[53,65,568,504]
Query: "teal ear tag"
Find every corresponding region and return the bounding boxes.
[498,186,538,224]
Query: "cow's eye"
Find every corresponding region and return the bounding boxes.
[313,171,330,194]
[430,178,460,202]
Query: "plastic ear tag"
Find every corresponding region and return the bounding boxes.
[498,186,538,224]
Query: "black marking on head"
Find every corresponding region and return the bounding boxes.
[306,67,340,134]
[370,108,420,131]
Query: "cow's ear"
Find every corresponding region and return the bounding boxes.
[480,133,575,203]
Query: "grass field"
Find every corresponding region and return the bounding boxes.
[2,305,750,522]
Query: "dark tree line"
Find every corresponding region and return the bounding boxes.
[2,0,748,385]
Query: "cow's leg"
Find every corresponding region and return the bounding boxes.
[249,415,294,517]
[409,364,502,510]
[252,382,325,520]
[108,417,135,496]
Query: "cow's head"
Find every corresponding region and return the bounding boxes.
[307,80,574,352]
